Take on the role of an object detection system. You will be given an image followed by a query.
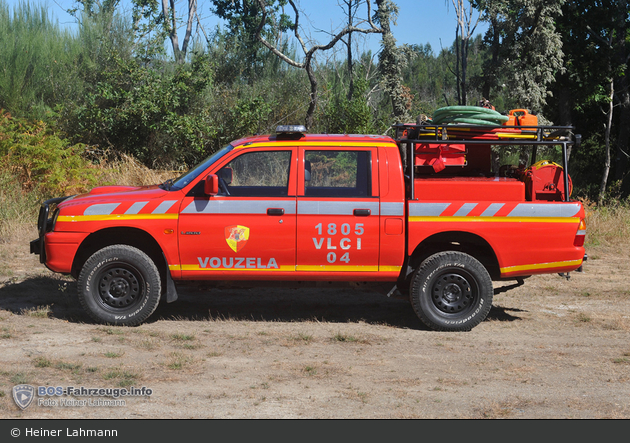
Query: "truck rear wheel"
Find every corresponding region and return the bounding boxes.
[77,245,161,326]
[410,251,493,331]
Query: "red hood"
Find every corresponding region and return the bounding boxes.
[59,185,172,210]
[86,185,143,195]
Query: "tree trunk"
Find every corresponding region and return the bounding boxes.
[305,58,318,130]
[375,0,410,123]
[598,78,614,205]
[347,1,354,101]
[161,0,196,63]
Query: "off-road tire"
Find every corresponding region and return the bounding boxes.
[410,251,493,331]
[77,245,161,326]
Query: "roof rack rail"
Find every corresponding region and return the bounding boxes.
[392,123,576,147]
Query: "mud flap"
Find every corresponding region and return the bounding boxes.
[162,254,178,303]
[165,270,178,303]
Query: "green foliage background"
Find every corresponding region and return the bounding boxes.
[0,0,628,203]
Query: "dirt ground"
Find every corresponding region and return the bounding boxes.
[1,228,629,419]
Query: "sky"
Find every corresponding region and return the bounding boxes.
[6,0,488,57]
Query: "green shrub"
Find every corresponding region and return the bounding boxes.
[320,71,377,135]
[0,112,102,197]
[61,51,217,168]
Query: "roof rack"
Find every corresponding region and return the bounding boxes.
[392,123,577,146]
[391,123,581,203]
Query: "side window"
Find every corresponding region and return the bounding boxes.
[304,150,371,197]
[219,150,292,197]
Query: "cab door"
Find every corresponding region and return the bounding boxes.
[178,148,297,278]
[296,147,380,273]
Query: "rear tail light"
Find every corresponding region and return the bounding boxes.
[574,218,586,247]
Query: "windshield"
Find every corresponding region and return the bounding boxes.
[169,145,233,191]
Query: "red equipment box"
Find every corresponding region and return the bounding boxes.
[522,160,572,201]
[415,143,466,172]
[414,176,525,202]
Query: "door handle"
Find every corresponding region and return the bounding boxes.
[353,209,371,217]
[267,208,285,216]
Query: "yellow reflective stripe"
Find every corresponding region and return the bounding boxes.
[379,266,403,272]
[297,265,379,272]
[169,264,182,271]
[180,265,294,271]
[409,216,579,223]
[235,141,396,149]
[501,259,583,274]
[57,214,179,222]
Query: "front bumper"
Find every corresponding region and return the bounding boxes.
[37,231,88,274]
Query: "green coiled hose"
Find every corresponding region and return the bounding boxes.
[431,106,508,126]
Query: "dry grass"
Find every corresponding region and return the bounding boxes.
[21,305,52,318]
[471,397,534,419]
[582,199,630,250]
[97,154,178,187]
[163,352,194,370]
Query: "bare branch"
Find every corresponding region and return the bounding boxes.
[195,8,209,44]
[181,0,197,57]
[255,0,304,68]
[287,0,309,55]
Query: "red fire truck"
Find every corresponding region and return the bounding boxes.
[30,119,587,331]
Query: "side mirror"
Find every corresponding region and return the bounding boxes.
[204,174,219,196]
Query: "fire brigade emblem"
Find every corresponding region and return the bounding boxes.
[225,225,250,253]
[12,384,35,410]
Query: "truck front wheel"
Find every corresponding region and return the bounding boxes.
[77,245,161,326]
[410,251,493,331]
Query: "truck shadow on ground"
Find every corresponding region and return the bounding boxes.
[0,276,523,330]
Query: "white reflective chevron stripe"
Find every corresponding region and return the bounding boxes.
[480,203,505,217]
[152,200,178,214]
[83,203,120,216]
[298,200,379,215]
[125,201,148,214]
[182,199,296,214]
[453,203,478,217]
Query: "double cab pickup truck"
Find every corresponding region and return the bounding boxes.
[31,118,587,331]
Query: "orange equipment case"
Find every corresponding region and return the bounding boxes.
[505,109,538,127]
